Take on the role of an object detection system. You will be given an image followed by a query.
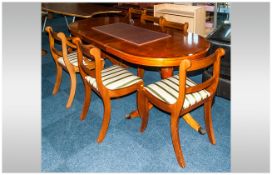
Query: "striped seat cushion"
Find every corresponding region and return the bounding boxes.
[145,75,210,109]
[85,65,142,90]
[57,51,91,67]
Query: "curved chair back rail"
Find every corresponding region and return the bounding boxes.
[45,26,63,59]
[159,18,189,32]
[140,14,162,24]
[138,48,225,168]
[176,48,225,109]
[45,26,77,68]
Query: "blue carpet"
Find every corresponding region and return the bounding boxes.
[42,14,230,172]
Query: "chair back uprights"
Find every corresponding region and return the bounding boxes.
[72,38,106,93]
[45,26,63,62]
[45,26,77,70]
[175,48,225,114]
[128,7,147,21]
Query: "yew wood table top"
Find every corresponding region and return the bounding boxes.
[42,3,122,18]
[69,16,210,67]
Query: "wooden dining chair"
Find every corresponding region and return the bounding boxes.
[72,37,144,143]
[159,18,189,32]
[138,48,225,168]
[128,7,147,22]
[45,26,95,108]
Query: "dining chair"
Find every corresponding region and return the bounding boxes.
[45,26,95,108]
[128,7,147,22]
[159,18,189,32]
[138,48,225,168]
[72,37,144,143]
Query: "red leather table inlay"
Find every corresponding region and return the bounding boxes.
[92,22,171,46]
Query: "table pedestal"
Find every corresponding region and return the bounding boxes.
[161,67,173,79]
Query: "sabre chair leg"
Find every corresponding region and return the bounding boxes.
[97,98,111,143]
[138,89,149,132]
[80,81,92,121]
[66,72,76,109]
[204,98,216,144]
[170,113,186,168]
[52,64,63,95]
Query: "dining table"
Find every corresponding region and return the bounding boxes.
[42,3,122,28]
[69,16,210,134]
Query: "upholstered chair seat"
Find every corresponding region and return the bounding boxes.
[57,51,92,67]
[85,65,142,90]
[145,76,210,108]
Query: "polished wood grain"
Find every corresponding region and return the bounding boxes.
[73,37,143,143]
[138,48,225,168]
[42,3,122,18]
[69,16,210,68]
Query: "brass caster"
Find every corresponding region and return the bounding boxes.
[198,127,206,135]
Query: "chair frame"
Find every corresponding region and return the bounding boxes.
[138,48,225,168]
[45,26,95,108]
[128,7,147,21]
[73,37,144,143]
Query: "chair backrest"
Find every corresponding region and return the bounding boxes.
[140,13,161,25]
[159,18,189,32]
[176,48,225,107]
[45,26,77,68]
[128,7,147,20]
[72,37,105,92]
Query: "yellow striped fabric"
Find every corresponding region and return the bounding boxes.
[145,75,210,109]
[85,65,142,90]
[57,51,91,67]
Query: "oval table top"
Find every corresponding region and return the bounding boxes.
[69,16,210,67]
